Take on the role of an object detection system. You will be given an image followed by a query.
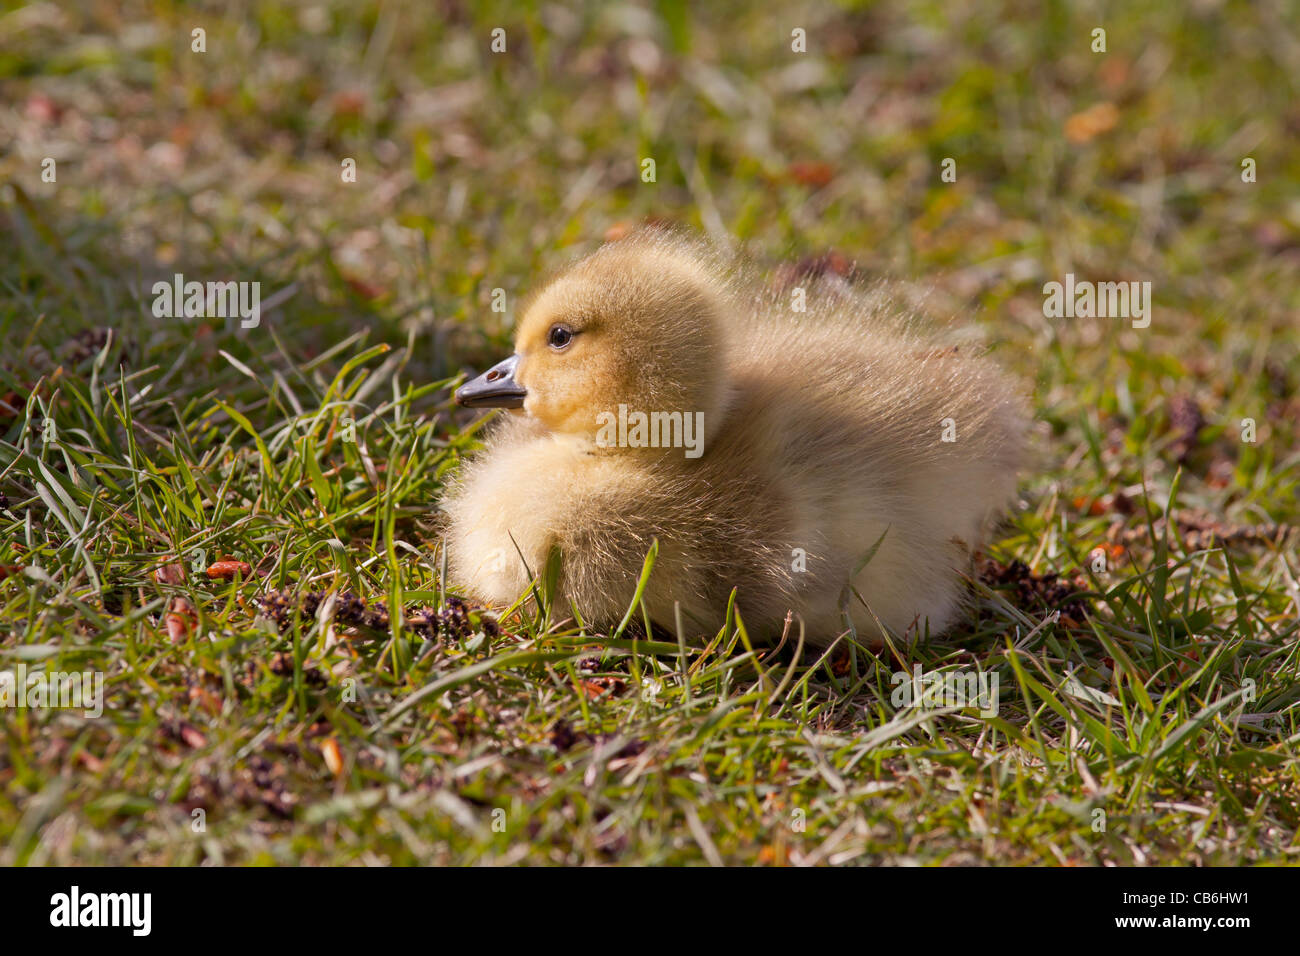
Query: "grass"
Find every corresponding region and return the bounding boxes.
[0,0,1298,865]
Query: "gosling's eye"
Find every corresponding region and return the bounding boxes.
[547,324,575,350]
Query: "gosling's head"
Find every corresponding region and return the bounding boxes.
[456,233,732,453]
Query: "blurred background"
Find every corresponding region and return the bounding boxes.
[3,1,1297,413]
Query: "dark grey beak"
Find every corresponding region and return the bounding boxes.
[455,354,526,409]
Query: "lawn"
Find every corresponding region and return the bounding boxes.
[1,0,1298,865]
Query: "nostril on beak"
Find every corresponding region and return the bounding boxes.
[456,353,525,408]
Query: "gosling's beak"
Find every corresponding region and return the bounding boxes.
[455,354,526,409]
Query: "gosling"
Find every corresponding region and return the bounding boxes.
[440,231,1028,647]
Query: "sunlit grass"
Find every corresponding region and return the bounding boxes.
[0,0,1297,864]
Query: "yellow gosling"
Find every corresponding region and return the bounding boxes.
[441,230,1029,646]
